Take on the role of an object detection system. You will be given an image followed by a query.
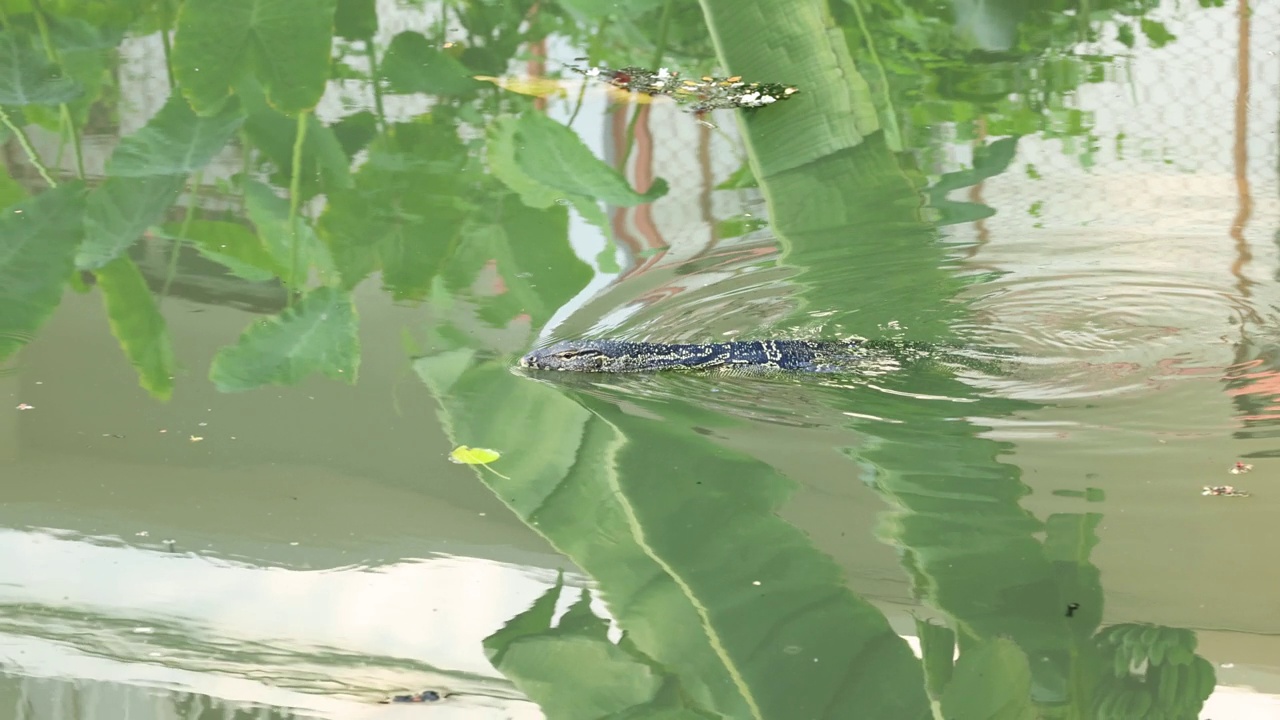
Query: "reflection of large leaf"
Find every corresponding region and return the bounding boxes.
[239,77,352,200]
[318,121,470,296]
[94,256,176,401]
[485,115,559,209]
[939,639,1035,720]
[494,111,668,207]
[172,0,337,115]
[380,31,482,96]
[0,31,82,105]
[77,175,186,270]
[0,184,86,362]
[107,93,246,176]
[163,219,285,282]
[417,360,932,720]
[486,579,714,719]
[242,178,334,286]
[209,287,358,392]
[445,197,590,329]
[334,0,377,39]
[927,136,1020,226]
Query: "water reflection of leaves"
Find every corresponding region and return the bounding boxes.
[95,255,177,401]
[210,287,359,392]
[172,0,337,115]
[420,357,933,719]
[0,31,82,106]
[486,574,719,718]
[0,184,87,364]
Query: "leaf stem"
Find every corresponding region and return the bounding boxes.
[31,0,85,179]
[160,0,176,89]
[161,171,200,301]
[288,110,310,292]
[364,38,386,131]
[620,0,671,169]
[0,107,57,187]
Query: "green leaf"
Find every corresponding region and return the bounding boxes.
[107,93,245,176]
[0,184,86,362]
[507,110,668,207]
[715,163,758,190]
[417,358,933,720]
[242,178,334,286]
[334,0,377,39]
[449,446,501,465]
[209,286,359,392]
[162,219,285,282]
[939,638,1035,720]
[0,30,82,105]
[700,0,877,174]
[94,256,176,401]
[318,121,469,295]
[485,114,560,209]
[1116,23,1135,49]
[172,0,337,115]
[380,31,482,96]
[239,77,352,199]
[330,110,378,158]
[1138,19,1176,49]
[443,197,590,329]
[486,579,719,720]
[0,163,28,209]
[77,175,186,270]
[915,618,956,699]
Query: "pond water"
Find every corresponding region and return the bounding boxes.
[1,0,1278,718]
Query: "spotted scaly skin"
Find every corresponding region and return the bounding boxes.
[519,339,868,373]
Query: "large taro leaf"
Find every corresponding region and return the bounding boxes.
[415,358,931,720]
[489,110,668,208]
[486,577,717,719]
[238,76,352,200]
[0,30,82,105]
[334,0,377,39]
[105,93,246,177]
[318,121,470,297]
[172,0,337,115]
[209,286,358,392]
[939,638,1036,720]
[93,256,177,401]
[0,184,86,362]
[241,178,334,287]
[162,219,285,283]
[77,175,186,270]
[379,31,482,96]
[443,196,590,330]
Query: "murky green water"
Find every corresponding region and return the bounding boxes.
[1,0,1278,718]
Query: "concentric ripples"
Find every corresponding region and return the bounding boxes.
[956,269,1244,403]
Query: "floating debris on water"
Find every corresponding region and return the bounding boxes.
[567,59,799,116]
[1229,461,1252,474]
[381,690,444,704]
[1202,485,1250,497]
[15,403,33,410]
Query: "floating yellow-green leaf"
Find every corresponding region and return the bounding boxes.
[449,446,509,478]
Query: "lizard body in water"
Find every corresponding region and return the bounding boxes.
[519,339,906,373]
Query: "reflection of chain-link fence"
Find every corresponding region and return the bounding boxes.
[941,0,1278,241]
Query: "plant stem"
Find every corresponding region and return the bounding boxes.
[161,171,200,301]
[31,0,86,180]
[287,110,310,293]
[0,107,57,187]
[365,38,386,131]
[160,0,176,89]
[620,0,672,169]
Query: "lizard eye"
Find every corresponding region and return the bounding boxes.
[555,349,603,360]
